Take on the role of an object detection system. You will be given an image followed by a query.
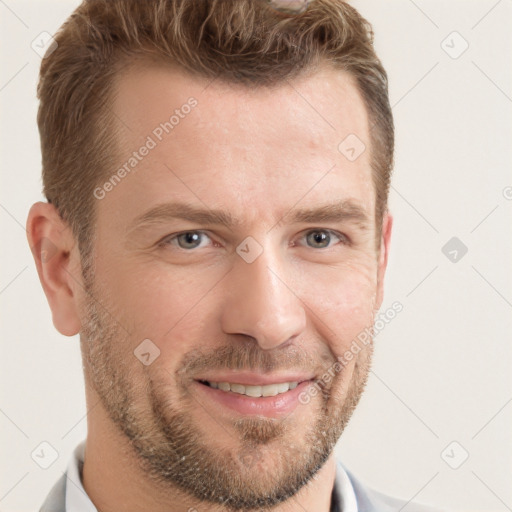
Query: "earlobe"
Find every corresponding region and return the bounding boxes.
[375,212,393,311]
[26,202,82,336]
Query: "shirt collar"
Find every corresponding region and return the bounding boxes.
[65,440,357,512]
[331,459,358,512]
[65,439,98,512]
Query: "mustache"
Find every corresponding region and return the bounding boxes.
[176,342,335,378]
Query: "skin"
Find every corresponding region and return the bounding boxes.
[27,62,392,512]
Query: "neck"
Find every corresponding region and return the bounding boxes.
[82,395,337,512]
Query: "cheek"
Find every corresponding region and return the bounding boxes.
[294,259,378,356]
[101,258,222,345]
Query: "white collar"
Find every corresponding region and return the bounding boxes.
[333,459,358,512]
[65,440,98,512]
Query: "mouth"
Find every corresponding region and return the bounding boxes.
[193,375,315,417]
[197,379,301,397]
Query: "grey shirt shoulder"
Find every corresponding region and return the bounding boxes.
[346,467,447,512]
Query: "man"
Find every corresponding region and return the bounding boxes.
[27,0,442,510]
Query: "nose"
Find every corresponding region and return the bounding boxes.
[220,244,307,351]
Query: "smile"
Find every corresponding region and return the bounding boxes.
[193,373,314,416]
[199,380,299,397]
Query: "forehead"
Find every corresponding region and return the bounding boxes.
[103,61,374,229]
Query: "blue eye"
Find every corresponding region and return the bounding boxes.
[163,231,212,250]
[303,229,346,249]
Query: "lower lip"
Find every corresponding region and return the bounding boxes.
[193,380,313,418]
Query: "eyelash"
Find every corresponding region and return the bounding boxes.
[158,229,350,251]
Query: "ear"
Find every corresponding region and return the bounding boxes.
[26,202,82,336]
[374,211,393,311]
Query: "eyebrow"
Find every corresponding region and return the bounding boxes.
[128,199,371,233]
[287,201,370,229]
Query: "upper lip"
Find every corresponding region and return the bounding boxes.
[195,372,315,386]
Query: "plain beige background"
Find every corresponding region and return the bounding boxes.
[1,1,511,511]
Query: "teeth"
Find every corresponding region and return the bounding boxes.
[245,385,263,397]
[277,382,289,393]
[230,383,245,394]
[205,381,300,397]
[262,385,279,397]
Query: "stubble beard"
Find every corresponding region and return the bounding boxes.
[79,274,374,511]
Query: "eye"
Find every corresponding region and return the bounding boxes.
[301,229,348,249]
[160,230,213,250]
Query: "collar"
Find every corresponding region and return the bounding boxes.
[65,440,97,512]
[331,459,358,512]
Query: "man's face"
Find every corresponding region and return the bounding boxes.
[78,63,389,509]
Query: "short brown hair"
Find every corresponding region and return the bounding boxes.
[37,0,393,261]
